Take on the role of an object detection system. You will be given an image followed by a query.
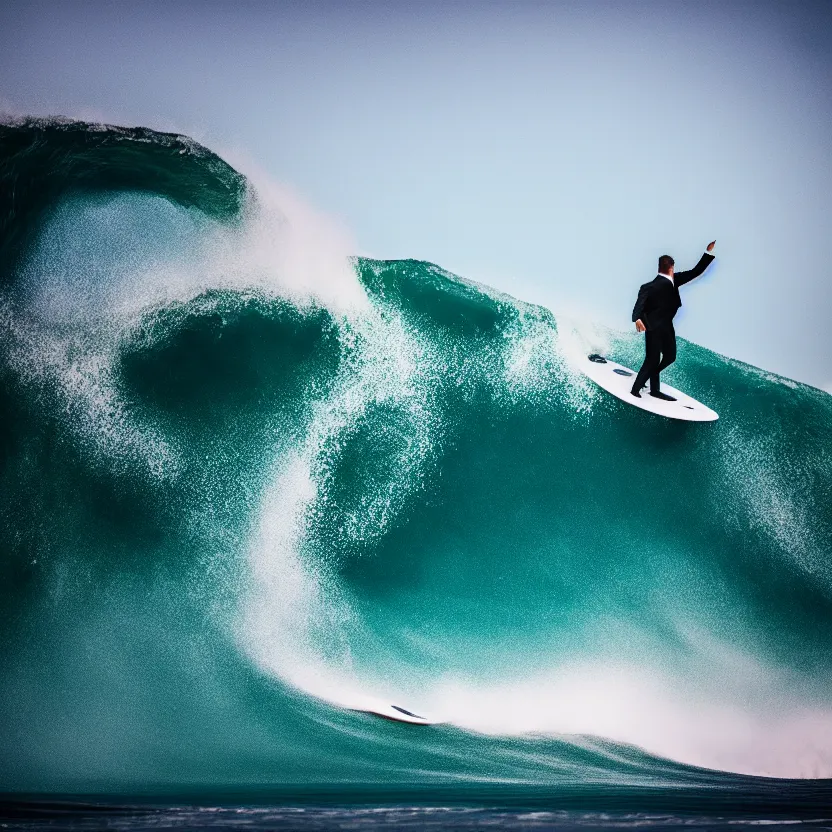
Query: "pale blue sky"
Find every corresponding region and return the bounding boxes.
[2,0,830,389]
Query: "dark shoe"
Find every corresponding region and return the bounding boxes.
[630,388,642,398]
[650,390,676,402]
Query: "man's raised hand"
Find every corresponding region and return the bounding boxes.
[635,319,646,333]
[706,240,716,253]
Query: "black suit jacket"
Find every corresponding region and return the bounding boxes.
[632,253,714,330]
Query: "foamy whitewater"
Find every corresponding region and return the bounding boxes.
[1,120,831,798]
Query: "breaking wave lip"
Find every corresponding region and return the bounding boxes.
[1,118,365,480]
[2,118,832,787]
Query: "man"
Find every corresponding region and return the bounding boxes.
[630,240,716,400]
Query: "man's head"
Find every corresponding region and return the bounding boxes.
[658,254,675,277]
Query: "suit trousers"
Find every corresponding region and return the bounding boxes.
[632,324,676,393]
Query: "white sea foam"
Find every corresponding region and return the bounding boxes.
[2,160,366,479]
[420,658,832,778]
[239,299,442,707]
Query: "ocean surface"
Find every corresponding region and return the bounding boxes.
[1,119,831,828]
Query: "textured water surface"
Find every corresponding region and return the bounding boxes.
[1,120,830,807]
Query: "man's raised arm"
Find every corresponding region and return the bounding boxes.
[675,240,716,286]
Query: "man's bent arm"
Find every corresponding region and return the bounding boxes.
[632,283,650,323]
[675,245,716,287]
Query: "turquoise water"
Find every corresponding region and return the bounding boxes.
[0,120,831,805]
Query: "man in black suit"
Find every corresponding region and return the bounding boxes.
[630,240,716,400]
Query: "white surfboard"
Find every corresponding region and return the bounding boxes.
[349,700,433,725]
[577,353,718,422]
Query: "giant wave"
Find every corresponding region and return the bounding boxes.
[1,119,831,794]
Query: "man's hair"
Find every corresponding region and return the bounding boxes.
[658,254,675,274]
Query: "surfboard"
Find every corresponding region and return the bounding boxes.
[349,700,433,725]
[577,354,718,422]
